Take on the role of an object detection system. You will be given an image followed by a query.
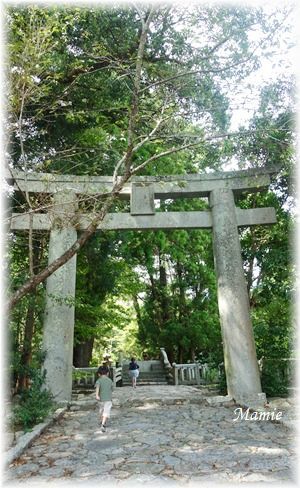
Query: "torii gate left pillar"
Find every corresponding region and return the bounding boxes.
[42,191,78,402]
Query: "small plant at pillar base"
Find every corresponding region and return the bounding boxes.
[12,368,54,431]
[203,366,220,384]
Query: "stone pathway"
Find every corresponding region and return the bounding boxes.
[4,386,297,485]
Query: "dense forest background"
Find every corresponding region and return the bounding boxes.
[6,3,295,412]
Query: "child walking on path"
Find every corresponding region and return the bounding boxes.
[95,366,113,432]
[128,357,139,388]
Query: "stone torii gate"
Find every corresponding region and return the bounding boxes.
[8,167,277,405]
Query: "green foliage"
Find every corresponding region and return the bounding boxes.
[91,305,143,364]
[122,222,222,362]
[12,368,54,431]
[202,366,219,384]
[252,300,293,360]
[260,359,292,397]
[8,4,289,176]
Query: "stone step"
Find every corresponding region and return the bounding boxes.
[122,376,167,384]
[72,388,95,394]
[122,374,167,381]
[122,371,166,376]
[122,374,166,380]
[150,363,165,370]
[122,369,165,374]
[122,381,168,386]
[123,375,167,379]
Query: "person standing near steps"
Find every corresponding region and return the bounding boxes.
[95,366,113,432]
[128,357,139,388]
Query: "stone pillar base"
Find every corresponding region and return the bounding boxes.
[234,392,267,408]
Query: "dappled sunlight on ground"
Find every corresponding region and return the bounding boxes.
[5,385,296,484]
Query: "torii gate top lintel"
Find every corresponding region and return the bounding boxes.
[6,165,279,199]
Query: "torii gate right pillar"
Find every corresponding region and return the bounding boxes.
[210,188,265,405]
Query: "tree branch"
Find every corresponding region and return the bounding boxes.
[113,6,155,182]
[131,130,254,174]
[8,6,156,311]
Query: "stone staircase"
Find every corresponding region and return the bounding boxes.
[121,361,169,386]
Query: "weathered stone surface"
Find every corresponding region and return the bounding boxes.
[7,463,40,477]
[162,455,181,467]
[42,190,78,403]
[11,207,277,232]
[205,395,233,406]
[15,429,25,439]
[38,466,65,477]
[131,183,155,215]
[52,458,77,468]
[7,167,275,196]
[210,188,263,403]
[125,463,165,475]
[5,433,15,450]
[47,451,73,460]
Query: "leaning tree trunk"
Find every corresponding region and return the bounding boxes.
[18,240,41,392]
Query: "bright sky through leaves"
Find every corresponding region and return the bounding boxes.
[226,2,296,130]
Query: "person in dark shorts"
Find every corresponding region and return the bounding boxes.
[128,357,139,388]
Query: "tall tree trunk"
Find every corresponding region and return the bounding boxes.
[18,296,36,391]
[178,345,183,364]
[166,346,174,364]
[177,261,186,321]
[133,294,142,324]
[73,339,94,367]
[159,256,173,360]
[190,348,196,362]
[159,254,170,323]
[18,240,41,392]
[149,272,163,327]
[177,260,188,362]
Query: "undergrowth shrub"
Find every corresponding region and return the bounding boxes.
[261,359,291,397]
[12,368,54,431]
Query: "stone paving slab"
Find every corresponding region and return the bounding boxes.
[4,386,297,485]
[112,385,208,407]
